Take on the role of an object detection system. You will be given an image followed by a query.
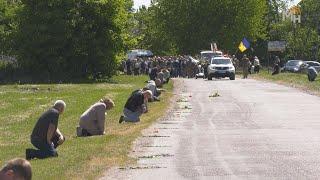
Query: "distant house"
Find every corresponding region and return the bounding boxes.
[282,5,301,24]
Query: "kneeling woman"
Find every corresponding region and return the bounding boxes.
[78,98,115,137]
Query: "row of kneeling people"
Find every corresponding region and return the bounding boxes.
[25,80,165,160]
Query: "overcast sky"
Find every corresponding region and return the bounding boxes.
[290,0,301,6]
[133,0,151,10]
[133,0,301,10]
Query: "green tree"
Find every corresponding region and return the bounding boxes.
[0,0,20,55]
[15,0,132,80]
[133,0,268,55]
[133,5,177,55]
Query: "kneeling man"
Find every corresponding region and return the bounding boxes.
[119,90,152,123]
[26,100,66,160]
[78,98,115,136]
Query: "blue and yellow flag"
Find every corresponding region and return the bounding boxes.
[238,38,250,52]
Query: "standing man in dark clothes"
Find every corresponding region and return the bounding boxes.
[173,59,180,77]
[119,90,152,123]
[126,59,132,75]
[26,100,66,160]
[242,55,250,79]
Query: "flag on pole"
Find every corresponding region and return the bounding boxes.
[238,38,250,52]
[211,43,218,52]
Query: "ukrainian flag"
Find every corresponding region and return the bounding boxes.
[238,38,250,52]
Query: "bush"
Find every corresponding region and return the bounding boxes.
[14,0,130,81]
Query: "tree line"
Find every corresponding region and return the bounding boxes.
[0,0,134,81]
[133,0,320,62]
[1,0,319,81]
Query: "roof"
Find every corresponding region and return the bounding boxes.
[212,57,230,60]
[201,50,223,54]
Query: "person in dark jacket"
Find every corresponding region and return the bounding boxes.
[149,67,158,81]
[26,100,66,160]
[119,90,152,123]
[308,66,318,81]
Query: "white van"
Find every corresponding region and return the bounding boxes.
[200,50,223,62]
[127,49,153,60]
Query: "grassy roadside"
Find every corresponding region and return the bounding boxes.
[0,75,173,180]
[251,69,320,95]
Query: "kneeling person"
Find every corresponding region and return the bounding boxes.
[308,66,318,82]
[26,100,66,160]
[78,98,115,137]
[119,90,152,123]
[145,79,163,101]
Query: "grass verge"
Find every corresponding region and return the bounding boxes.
[0,75,173,180]
[251,70,320,95]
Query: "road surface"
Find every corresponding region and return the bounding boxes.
[103,78,320,179]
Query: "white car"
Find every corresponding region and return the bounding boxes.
[207,57,235,80]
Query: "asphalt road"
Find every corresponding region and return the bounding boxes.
[103,78,320,180]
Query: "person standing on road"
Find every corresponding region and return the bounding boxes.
[26,100,66,160]
[272,57,281,76]
[77,98,115,137]
[0,158,32,180]
[232,55,239,71]
[253,56,260,73]
[119,90,153,123]
[242,55,250,79]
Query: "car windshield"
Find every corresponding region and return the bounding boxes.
[287,61,302,66]
[307,62,320,66]
[201,53,214,60]
[211,59,231,65]
[201,52,223,60]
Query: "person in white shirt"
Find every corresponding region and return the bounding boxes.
[253,56,260,73]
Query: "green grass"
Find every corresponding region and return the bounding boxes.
[251,70,320,94]
[0,75,173,180]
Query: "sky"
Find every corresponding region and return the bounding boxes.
[133,0,301,10]
[290,0,301,6]
[133,0,151,10]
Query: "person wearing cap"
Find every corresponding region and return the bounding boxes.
[77,98,115,137]
[26,100,66,160]
[0,158,32,180]
[119,90,153,123]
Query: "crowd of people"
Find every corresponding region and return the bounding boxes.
[23,69,169,162]
[121,54,262,80]
[121,56,201,78]
[3,53,267,179]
